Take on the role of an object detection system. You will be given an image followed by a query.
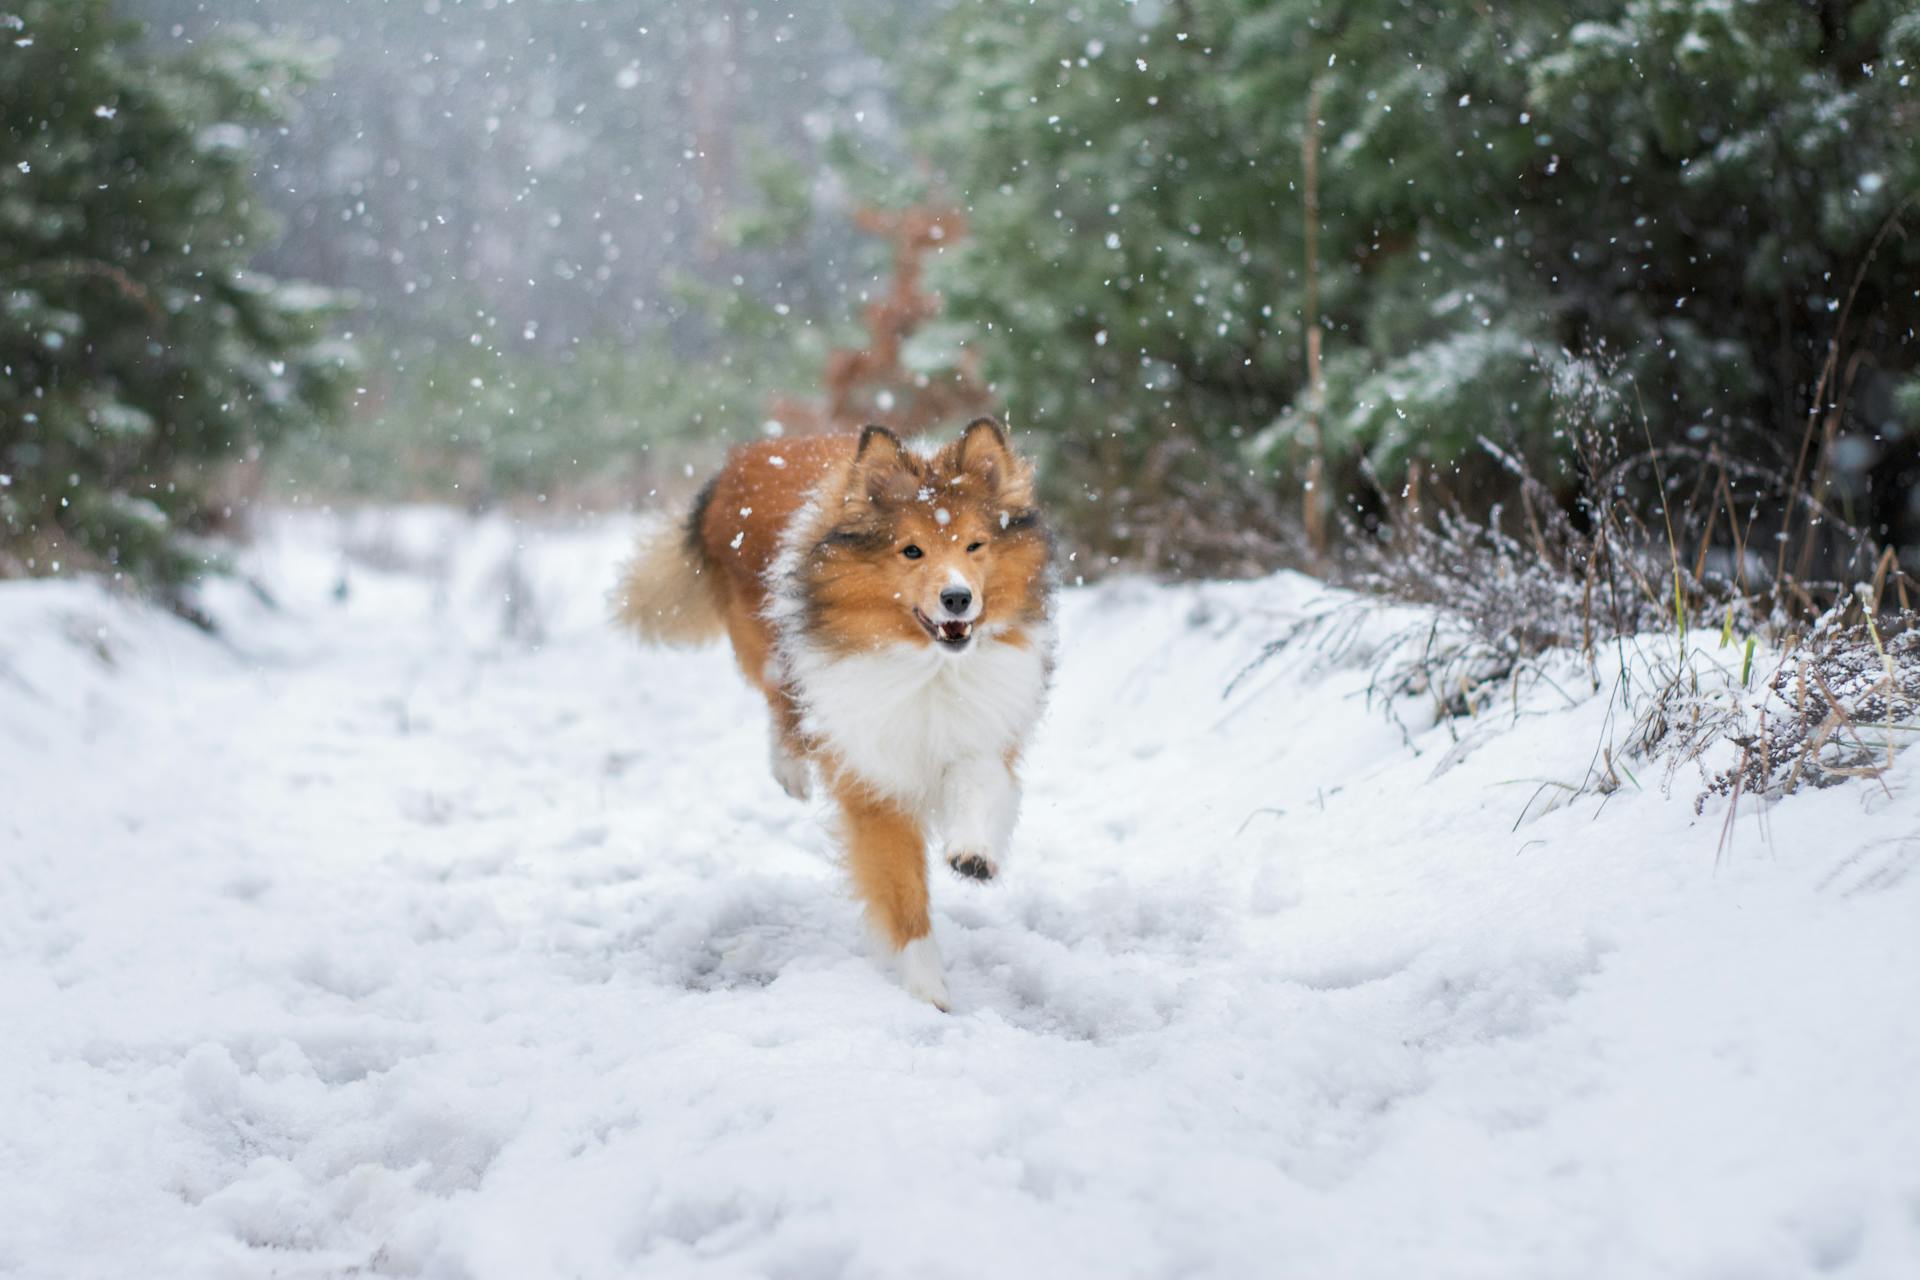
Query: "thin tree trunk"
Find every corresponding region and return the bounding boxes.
[1301,75,1328,562]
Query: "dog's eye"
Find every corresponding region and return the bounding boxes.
[901,545,923,560]
[965,541,984,554]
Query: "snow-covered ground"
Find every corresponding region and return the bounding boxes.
[3,508,1918,1279]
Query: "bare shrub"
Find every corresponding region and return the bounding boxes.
[1696,611,1920,811]
[1236,357,1920,825]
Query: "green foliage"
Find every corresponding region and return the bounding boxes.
[272,339,813,508]
[907,0,1920,552]
[272,140,843,513]
[721,136,819,254]
[0,0,350,584]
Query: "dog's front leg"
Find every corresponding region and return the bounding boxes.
[832,775,949,1011]
[763,684,813,801]
[941,753,1019,883]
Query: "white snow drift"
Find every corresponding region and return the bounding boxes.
[2,508,1917,1279]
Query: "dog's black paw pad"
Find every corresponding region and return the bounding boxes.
[949,853,997,882]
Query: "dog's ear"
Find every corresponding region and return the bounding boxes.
[956,416,1031,503]
[856,423,905,462]
[957,417,1010,474]
[849,424,914,502]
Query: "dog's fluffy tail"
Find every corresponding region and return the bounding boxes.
[611,483,725,647]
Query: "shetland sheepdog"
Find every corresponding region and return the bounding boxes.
[613,418,1054,1009]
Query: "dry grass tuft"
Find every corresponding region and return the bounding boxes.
[1696,613,1920,810]
[1239,376,1919,834]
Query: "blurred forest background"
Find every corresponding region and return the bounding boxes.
[2,0,1917,604]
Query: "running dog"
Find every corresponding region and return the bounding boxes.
[614,418,1054,1008]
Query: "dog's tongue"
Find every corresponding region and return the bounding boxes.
[939,620,970,641]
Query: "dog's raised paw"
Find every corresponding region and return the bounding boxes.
[770,749,812,802]
[948,851,998,882]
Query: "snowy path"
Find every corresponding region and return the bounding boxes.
[4,509,1919,1279]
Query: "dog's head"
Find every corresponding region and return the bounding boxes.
[801,418,1049,655]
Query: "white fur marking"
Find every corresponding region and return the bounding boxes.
[784,631,1049,815]
[941,753,1019,873]
[899,934,950,1010]
[770,738,812,801]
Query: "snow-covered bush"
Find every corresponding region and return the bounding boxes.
[900,0,1920,566]
[1683,610,1920,813]
[0,0,351,586]
[1243,412,1920,826]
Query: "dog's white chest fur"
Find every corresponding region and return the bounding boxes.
[785,634,1050,812]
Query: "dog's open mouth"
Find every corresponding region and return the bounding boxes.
[915,610,973,650]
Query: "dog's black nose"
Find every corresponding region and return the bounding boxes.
[939,586,973,616]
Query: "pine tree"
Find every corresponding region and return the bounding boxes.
[0,0,349,586]
[907,0,1920,562]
